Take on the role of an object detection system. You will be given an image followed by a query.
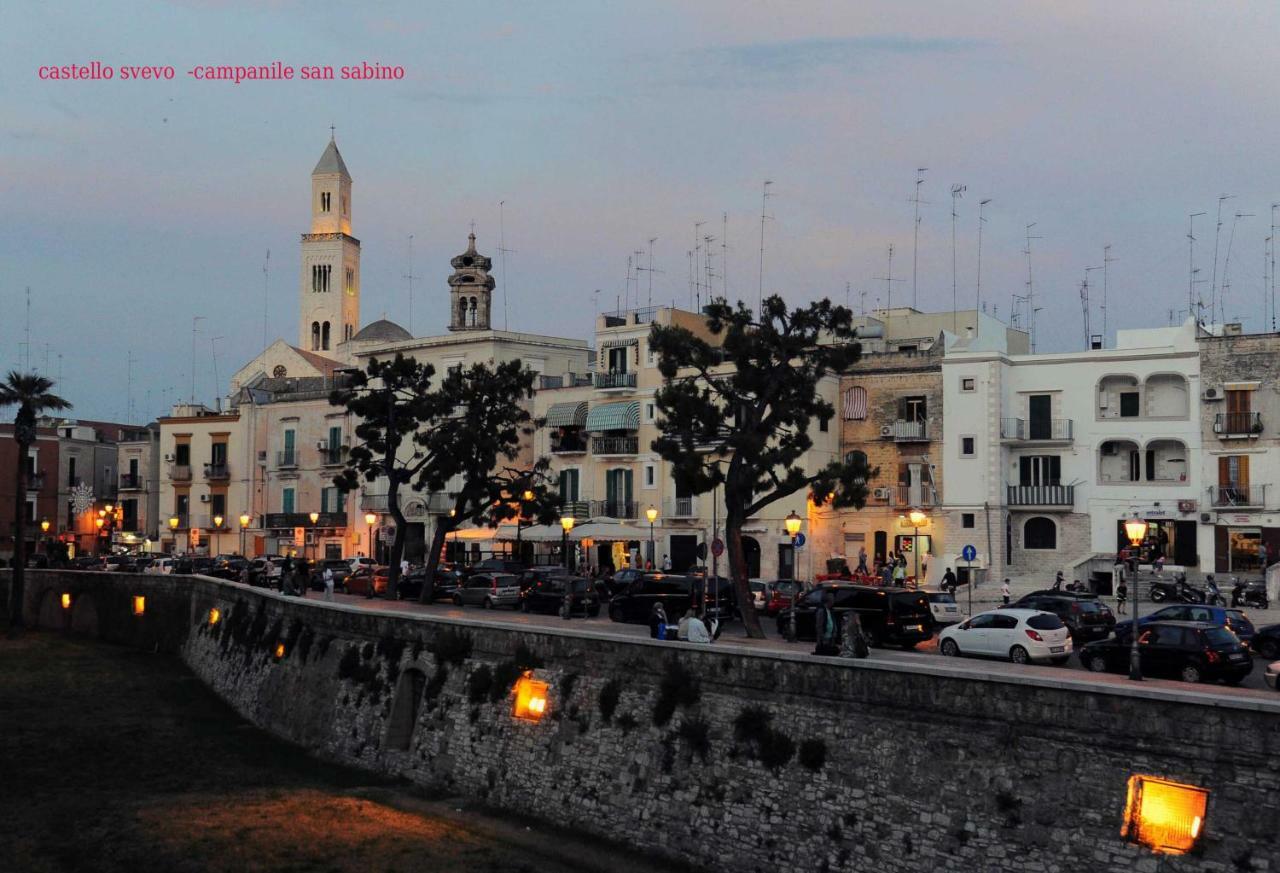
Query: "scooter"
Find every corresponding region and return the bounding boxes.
[1232,578,1270,610]
[1147,575,1181,603]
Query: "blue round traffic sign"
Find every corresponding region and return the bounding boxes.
[961,544,978,562]
[793,532,806,548]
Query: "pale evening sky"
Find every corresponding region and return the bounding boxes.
[4,0,1280,421]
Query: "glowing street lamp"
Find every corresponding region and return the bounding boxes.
[1124,514,1149,681]
[239,513,251,556]
[907,508,929,588]
[560,513,576,571]
[365,512,377,563]
[643,504,659,567]
[784,510,803,538]
[309,511,320,561]
[40,519,50,533]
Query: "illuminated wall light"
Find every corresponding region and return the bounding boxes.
[1122,775,1209,856]
[132,596,146,616]
[61,593,72,609]
[512,673,549,721]
[274,642,286,659]
[208,607,221,626]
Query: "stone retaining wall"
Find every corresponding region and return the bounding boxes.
[6,569,1279,873]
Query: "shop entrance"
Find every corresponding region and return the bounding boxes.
[1113,518,1197,566]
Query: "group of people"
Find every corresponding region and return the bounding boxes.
[648,603,714,644]
[851,546,917,588]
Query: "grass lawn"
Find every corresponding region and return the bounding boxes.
[0,631,661,873]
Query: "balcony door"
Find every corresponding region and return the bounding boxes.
[1019,455,1061,487]
[1028,394,1052,440]
[605,468,633,516]
[1218,455,1249,503]
[210,442,227,466]
[558,469,580,504]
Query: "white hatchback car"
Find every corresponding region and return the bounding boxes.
[925,590,962,626]
[938,608,1072,665]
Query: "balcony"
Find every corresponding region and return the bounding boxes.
[883,419,929,442]
[592,436,639,455]
[169,464,192,482]
[1007,484,1075,509]
[276,450,298,469]
[263,512,348,530]
[203,463,230,481]
[1208,485,1266,508]
[1213,412,1262,438]
[119,474,143,491]
[320,446,346,466]
[1000,418,1074,442]
[594,371,637,390]
[551,434,588,454]
[666,496,698,519]
[590,500,638,519]
[560,500,590,521]
[892,484,939,508]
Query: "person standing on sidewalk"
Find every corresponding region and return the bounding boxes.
[1001,578,1011,606]
[323,566,335,602]
[813,590,839,656]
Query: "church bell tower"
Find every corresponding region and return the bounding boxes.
[447,232,495,331]
[299,134,360,352]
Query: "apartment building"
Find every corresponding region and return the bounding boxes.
[157,404,250,556]
[115,424,161,547]
[1197,326,1280,574]
[942,319,1203,583]
[0,423,60,561]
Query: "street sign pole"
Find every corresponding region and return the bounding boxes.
[961,544,978,617]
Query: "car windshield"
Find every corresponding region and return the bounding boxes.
[1027,614,1065,630]
[1203,627,1237,647]
[1226,610,1251,626]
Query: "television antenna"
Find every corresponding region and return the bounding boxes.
[1220,212,1253,324]
[1102,245,1115,346]
[976,198,991,339]
[873,243,906,337]
[1209,195,1235,325]
[950,184,966,333]
[1022,223,1043,351]
[403,234,420,335]
[757,181,773,313]
[1188,212,1206,325]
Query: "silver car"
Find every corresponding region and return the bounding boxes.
[454,573,521,609]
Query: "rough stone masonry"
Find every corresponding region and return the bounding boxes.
[8,569,1280,873]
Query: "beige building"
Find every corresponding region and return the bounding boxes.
[115,424,161,548]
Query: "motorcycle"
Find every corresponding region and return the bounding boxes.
[1231,578,1270,610]
[1148,573,1206,604]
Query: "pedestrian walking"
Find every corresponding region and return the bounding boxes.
[941,567,957,595]
[1051,570,1064,591]
[661,554,672,572]
[856,546,868,575]
[323,566,334,602]
[880,561,894,587]
[813,590,839,656]
[892,556,907,586]
[1001,578,1011,606]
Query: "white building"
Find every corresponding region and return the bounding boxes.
[942,319,1204,584]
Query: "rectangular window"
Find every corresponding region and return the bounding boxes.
[644,402,655,424]
[961,436,975,457]
[962,513,975,529]
[1119,392,1140,417]
[329,425,342,454]
[644,464,656,488]
[819,415,829,432]
[961,377,976,392]
[210,442,227,465]
[174,444,190,466]
[607,347,628,373]
[899,396,927,422]
[345,268,354,293]
[558,469,579,503]
[282,488,295,514]
[210,493,226,518]
[68,456,77,486]
[1019,455,1062,486]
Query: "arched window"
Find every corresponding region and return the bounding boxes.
[1024,516,1057,550]
[468,297,478,327]
[458,298,468,325]
[321,321,331,351]
[310,321,320,351]
[842,386,867,420]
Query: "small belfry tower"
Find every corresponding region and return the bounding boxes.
[299,133,360,352]
[447,232,495,331]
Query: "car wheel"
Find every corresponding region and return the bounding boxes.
[1180,663,1203,683]
[1085,655,1108,673]
[940,638,960,657]
[483,598,493,610]
[1256,638,1279,661]
[1150,589,1166,602]
[1009,645,1030,665]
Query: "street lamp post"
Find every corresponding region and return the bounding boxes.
[212,515,224,556]
[517,489,534,564]
[907,509,929,589]
[365,512,376,562]
[239,513,251,556]
[168,515,180,554]
[309,511,320,562]
[40,519,50,557]
[560,514,576,572]
[785,510,803,641]
[1124,514,1149,681]
[645,505,658,568]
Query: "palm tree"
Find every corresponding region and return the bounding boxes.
[1,372,70,627]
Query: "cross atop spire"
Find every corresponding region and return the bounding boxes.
[329,124,336,141]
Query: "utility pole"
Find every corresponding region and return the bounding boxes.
[1188,212,1206,326]
[976,199,991,339]
[910,168,928,308]
[1271,204,1278,331]
[950,184,966,333]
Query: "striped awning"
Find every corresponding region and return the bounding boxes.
[586,400,640,431]
[545,401,588,428]
[600,337,639,350]
[843,386,868,420]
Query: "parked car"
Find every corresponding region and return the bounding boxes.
[521,576,600,617]
[346,556,375,575]
[1250,624,1280,660]
[594,567,640,600]
[144,557,174,575]
[748,580,768,612]
[926,590,963,626]
[344,565,388,596]
[1003,590,1115,643]
[247,557,283,587]
[1265,660,1279,691]
[776,584,934,649]
[1078,621,1253,684]
[1113,604,1256,649]
[939,609,1072,665]
[466,558,527,578]
[454,573,521,609]
[208,556,249,581]
[763,580,803,616]
[519,566,570,594]
[310,558,355,591]
[608,573,695,624]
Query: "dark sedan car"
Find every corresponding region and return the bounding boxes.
[777,584,934,649]
[1248,623,1280,660]
[608,573,695,624]
[1113,604,1256,649]
[396,564,465,601]
[521,576,600,617]
[1004,590,1114,643]
[1078,621,1253,685]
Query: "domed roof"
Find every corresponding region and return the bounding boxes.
[351,318,412,343]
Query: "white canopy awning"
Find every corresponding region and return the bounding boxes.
[569,521,649,542]
[495,523,565,543]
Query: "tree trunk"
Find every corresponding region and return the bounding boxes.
[725,509,763,638]
[386,485,406,600]
[418,518,451,604]
[10,438,28,628]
